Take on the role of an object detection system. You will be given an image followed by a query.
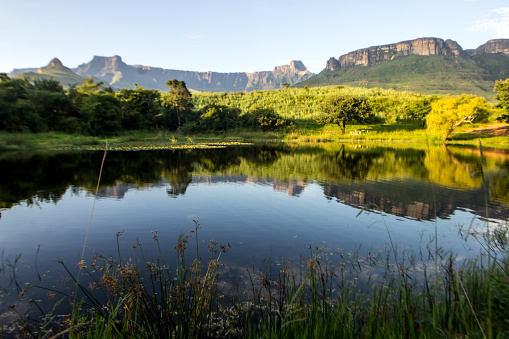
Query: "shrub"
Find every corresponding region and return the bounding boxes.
[426,95,489,140]
[243,108,291,131]
[199,105,241,131]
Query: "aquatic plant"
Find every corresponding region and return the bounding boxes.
[4,221,505,338]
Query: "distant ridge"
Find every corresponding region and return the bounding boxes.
[72,56,314,92]
[9,56,314,92]
[295,37,509,99]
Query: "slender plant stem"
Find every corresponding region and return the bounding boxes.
[478,139,493,338]
[426,135,439,330]
[81,138,108,261]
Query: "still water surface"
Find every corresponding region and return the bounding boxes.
[0,143,508,305]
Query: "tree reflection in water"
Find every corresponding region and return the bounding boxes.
[0,143,507,220]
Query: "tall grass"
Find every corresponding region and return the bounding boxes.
[9,221,507,338]
[0,132,101,151]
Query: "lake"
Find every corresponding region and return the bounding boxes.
[0,142,508,310]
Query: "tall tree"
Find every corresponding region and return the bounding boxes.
[164,79,193,130]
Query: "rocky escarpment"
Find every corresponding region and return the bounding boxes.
[326,38,466,70]
[472,39,509,55]
[74,56,314,92]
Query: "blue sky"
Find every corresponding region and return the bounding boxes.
[1,0,508,74]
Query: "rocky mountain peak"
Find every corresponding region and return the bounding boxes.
[273,61,311,76]
[326,57,340,71]
[290,60,307,71]
[48,58,64,67]
[36,57,74,75]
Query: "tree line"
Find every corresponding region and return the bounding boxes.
[1,73,508,138]
[194,80,509,139]
[0,75,291,135]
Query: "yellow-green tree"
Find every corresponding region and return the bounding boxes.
[76,77,105,94]
[426,95,489,140]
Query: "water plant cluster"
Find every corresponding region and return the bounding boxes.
[3,220,508,338]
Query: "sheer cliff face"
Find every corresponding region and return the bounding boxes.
[74,56,313,92]
[326,38,468,70]
[473,39,509,55]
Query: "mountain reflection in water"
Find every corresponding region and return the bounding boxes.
[1,143,507,220]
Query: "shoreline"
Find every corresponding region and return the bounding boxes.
[1,122,508,152]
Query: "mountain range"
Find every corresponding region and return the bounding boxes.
[10,57,314,92]
[295,38,509,99]
[8,37,509,98]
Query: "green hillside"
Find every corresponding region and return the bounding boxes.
[472,53,509,81]
[295,55,507,100]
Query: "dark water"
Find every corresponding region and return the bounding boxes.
[0,143,508,309]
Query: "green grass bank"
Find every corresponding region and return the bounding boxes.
[1,121,508,152]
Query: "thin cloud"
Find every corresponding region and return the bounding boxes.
[186,34,203,40]
[472,7,509,38]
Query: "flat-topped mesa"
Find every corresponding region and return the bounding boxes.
[75,55,126,77]
[326,37,465,70]
[473,39,509,55]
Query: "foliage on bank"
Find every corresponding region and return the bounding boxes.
[0,76,291,136]
[1,73,509,141]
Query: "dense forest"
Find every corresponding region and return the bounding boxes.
[1,73,508,138]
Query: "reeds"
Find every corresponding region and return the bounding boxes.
[11,224,507,338]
